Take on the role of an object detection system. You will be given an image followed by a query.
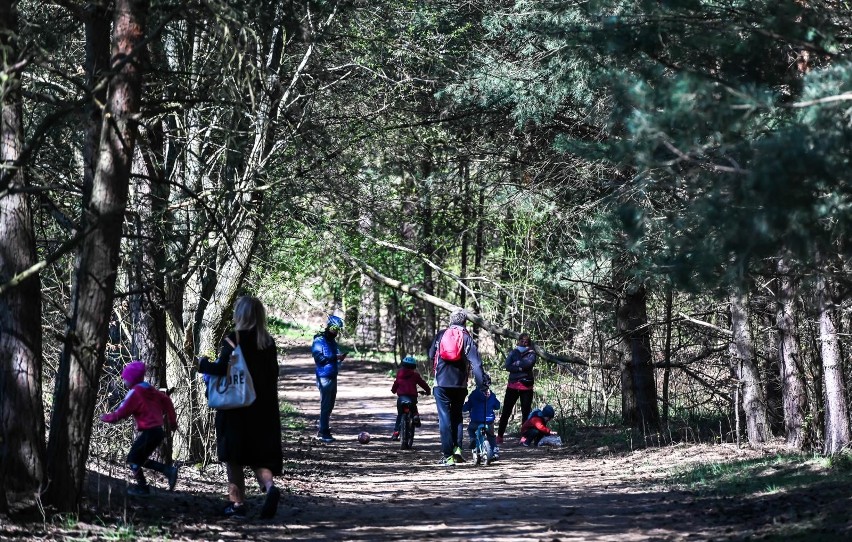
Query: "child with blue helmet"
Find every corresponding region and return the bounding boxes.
[391,356,431,440]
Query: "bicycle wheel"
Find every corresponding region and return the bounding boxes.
[405,416,415,449]
[400,411,412,450]
[482,439,494,466]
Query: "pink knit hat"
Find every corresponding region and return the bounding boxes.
[121,361,146,386]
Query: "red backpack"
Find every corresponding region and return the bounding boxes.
[437,325,467,362]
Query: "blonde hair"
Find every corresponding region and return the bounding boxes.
[233,296,274,349]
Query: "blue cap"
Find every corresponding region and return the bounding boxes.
[542,405,555,418]
[401,356,417,367]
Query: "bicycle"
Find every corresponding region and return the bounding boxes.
[399,390,428,450]
[472,421,495,465]
[471,385,496,466]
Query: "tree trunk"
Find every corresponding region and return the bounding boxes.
[81,1,110,208]
[419,157,436,349]
[729,290,771,445]
[46,0,148,511]
[0,0,46,499]
[129,112,171,461]
[817,273,849,454]
[775,257,805,449]
[661,286,674,424]
[616,283,660,429]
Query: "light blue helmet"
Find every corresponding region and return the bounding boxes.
[401,356,417,367]
[327,315,344,331]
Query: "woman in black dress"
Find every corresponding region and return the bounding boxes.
[199,296,282,519]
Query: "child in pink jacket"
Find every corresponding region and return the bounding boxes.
[101,361,179,495]
[390,356,431,440]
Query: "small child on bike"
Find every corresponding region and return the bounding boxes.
[463,386,501,458]
[391,356,431,440]
[100,360,179,495]
[519,404,559,447]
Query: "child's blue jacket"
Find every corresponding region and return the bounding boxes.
[463,388,501,423]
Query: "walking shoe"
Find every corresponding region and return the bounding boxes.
[223,502,247,518]
[319,434,335,443]
[166,465,179,491]
[259,486,281,519]
[440,456,456,466]
[496,435,504,445]
[127,484,151,497]
[391,431,400,441]
[452,446,465,463]
[413,415,422,428]
[520,437,530,447]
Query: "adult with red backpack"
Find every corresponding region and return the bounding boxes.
[428,309,487,466]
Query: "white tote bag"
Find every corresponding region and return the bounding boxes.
[207,335,257,410]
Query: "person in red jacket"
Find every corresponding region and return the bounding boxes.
[519,404,557,447]
[390,356,431,440]
[101,360,179,496]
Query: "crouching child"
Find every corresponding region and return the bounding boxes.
[519,404,561,447]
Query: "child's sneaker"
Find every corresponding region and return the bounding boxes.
[166,465,179,491]
[391,431,400,441]
[223,502,247,518]
[452,446,465,463]
[413,415,422,428]
[519,437,529,447]
[127,484,151,497]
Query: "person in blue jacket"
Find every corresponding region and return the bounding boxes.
[463,386,501,459]
[312,315,346,442]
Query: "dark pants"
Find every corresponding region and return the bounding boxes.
[522,428,546,446]
[394,395,419,432]
[316,375,337,437]
[127,426,168,486]
[433,386,466,458]
[497,387,534,437]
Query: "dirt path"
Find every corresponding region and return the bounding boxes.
[3,342,850,541]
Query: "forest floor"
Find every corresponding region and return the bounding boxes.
[2,339,852,541]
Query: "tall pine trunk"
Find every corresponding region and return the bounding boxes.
[46,0,148,511]
[616,282,660,429]
[775,257,805,449]
[0,0,46,502]
[729,290,771,445]
[816,272,849,454]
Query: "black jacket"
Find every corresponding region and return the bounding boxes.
[505,347,536,386]
[199,328,283,473]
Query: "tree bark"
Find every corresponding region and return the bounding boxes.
[729,290,771,445]
[0,0,46,499]
[418,157,436,349]
[775,257,805,449]
[817,273,850,454]
[81,1,111,208]
[616,283,660,429]
[46,0,148,511]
